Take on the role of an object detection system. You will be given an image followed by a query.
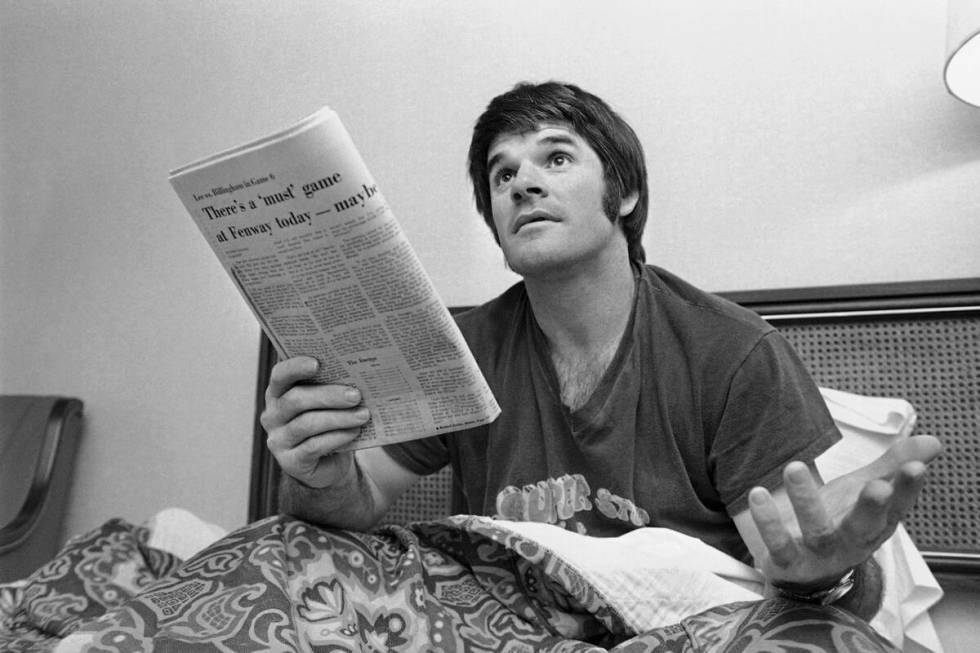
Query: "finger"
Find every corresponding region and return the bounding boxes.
[277,383,363,417]
[267,356,320,400]
[749,486,800,567]
[783,462,836,554]
[289,429,361,464]
[840,479,892,549]
[885,460,928,527]
[899,435,943,465]
[262,382,363,434]
[279,436,359,488]
[271,405,371,450]
[862,435,943,481]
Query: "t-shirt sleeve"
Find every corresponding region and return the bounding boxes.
[383,433,451,476]
[710,330,841,515]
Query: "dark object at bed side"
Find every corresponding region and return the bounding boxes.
[248,277,980,575]
[0,395,84,582]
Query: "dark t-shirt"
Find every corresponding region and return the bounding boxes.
[385,265,839,562]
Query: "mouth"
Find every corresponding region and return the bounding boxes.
[513,210,558,233]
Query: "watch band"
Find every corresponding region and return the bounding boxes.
[773,568,857,606]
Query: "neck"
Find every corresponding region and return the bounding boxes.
[524,252,636,360]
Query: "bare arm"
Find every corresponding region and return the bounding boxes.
[262,356,420,530]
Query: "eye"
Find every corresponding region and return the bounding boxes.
[549,152,571,167]
[492,168,514,188]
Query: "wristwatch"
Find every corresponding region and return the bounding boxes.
[773,568,857,606]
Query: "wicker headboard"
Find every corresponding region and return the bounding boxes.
[249,278,980,573]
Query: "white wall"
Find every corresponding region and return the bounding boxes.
[1,0,978,539]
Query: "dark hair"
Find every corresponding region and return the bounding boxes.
[467,81,649,263]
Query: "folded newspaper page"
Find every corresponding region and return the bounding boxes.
[169,107,500,450]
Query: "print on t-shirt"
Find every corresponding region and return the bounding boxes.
[493,473,650,534]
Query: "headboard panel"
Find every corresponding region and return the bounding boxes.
[752,313,978,572]
[250,278,980,573]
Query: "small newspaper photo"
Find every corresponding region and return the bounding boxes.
[169,107,500,451]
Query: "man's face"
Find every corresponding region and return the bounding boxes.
[486,123,636,279]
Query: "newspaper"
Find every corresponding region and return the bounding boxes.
[169,107,500,450]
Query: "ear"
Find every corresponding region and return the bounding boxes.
[618,191,639,217]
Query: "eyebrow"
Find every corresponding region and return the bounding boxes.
[486,133,580,174]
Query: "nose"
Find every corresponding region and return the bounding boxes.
[511,162,546,202]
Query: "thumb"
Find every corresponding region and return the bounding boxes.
[863,435,943,480]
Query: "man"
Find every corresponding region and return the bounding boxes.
[262,82,941,621]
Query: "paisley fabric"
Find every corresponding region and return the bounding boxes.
[0,519,180,653]
[1,516,899,652]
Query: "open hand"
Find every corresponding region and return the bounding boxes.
[746,435,942,587]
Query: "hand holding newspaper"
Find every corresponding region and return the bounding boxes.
[169,107,500,450]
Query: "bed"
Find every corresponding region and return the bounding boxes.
[2,277,977,652]
[246,275,980,649]
[248,277,980,573]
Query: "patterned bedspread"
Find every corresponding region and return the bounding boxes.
[1,515,899,652]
